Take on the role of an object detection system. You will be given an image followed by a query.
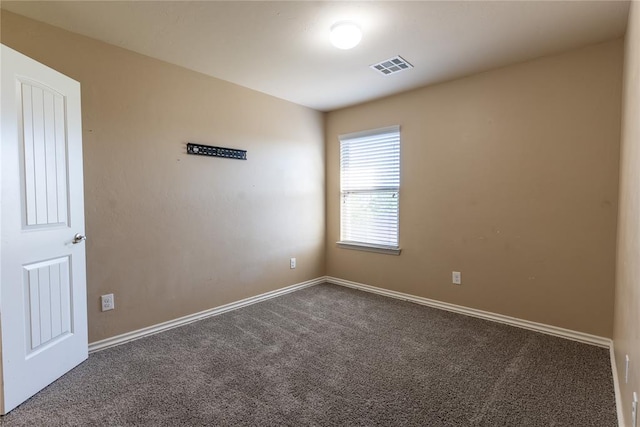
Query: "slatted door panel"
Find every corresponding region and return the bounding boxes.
[20,81,68,228]
[22,257,72,356]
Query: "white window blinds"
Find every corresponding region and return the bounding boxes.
[340,126,400,249]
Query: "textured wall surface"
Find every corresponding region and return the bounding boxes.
[1,9,627,347]
[326,40,623,338]
[614,1,640,425]
[1,11,326,343]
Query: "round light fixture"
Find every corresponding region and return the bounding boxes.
[330,21,362,50]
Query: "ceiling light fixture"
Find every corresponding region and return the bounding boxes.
[330,21,362,50]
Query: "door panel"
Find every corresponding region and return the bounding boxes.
[23,257,72,354]
[20,81,69,228]
[1,44,87,415]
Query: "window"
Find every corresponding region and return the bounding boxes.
[338,126,401,255]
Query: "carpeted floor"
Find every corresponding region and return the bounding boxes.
[1,283,616,426]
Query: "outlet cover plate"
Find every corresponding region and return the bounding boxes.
[452,271,461,285]
[101,294,115,311]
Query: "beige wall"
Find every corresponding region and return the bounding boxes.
[0,10,626,346]
[614,1,640,424]
[1,11,326,343]
[326,40,623,338]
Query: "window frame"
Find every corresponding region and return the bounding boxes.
[337,125,401,256]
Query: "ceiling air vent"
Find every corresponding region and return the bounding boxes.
[370,56,413,76]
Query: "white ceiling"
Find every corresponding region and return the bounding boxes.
[1,1,630,112]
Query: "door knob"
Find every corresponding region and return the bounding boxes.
[72,233,86,244]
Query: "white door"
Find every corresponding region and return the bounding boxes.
[0,44,88,415]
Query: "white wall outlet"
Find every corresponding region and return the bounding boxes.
[452,271,461,285]
[627,355,631,384]
[290,257,296,269]
[101,294,115,311]
[632,392,638,427]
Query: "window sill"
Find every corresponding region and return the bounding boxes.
[336,241,401,256]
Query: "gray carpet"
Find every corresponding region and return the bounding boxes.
[1,283,616,426]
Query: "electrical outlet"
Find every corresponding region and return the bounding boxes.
[101,294,115,312]
[290,258,296,269]
[627,355,631,384]
[632,392,638,427]
[452,271,461,285]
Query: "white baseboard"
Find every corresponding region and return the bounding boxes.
[610,343,625,427]
[325,276,611,348]
[90,275,620,421]
[88,277,325,353]
[91,274,611,350]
